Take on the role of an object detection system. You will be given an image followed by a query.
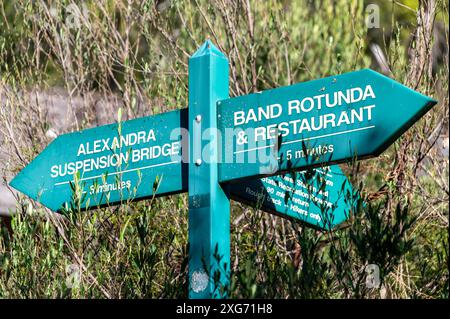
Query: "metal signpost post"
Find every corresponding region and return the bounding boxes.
[9,40,437,299]
[188,41,230,298]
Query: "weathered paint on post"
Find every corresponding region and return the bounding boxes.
[188,40,230,299]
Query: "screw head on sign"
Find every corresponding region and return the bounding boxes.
[195,115,202,123]
[195,159,202,166]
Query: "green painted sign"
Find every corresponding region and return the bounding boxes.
[10,109,188,211]
[9,101,355,232]
[228,165,357,230]
[217,69,437,182]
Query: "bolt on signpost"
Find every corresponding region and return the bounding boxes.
[9,40,437,299]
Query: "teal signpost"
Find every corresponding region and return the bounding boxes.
[217,69,437,182]
[187,41,230,298]
[228,165,356,230]
[10,109,188,211]
[10,40,437,299]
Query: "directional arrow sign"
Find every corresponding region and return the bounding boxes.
[7,40,438,300]
[10,108,188,211]
[217,69,437,182]
[228,165,357,230]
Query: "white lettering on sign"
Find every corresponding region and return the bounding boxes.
[50,127,180,179]
[287,85,375,114]
[232,85,377,144]
[247,169,336,222]
[89,180,132,195]
[234,103,282,126]
[77,130,156,156]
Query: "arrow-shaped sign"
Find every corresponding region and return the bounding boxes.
[9,100,355,231]
[10,68,433,227]
[10,108,188,211]
[228,165,357,230]
[217,69,437,182]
